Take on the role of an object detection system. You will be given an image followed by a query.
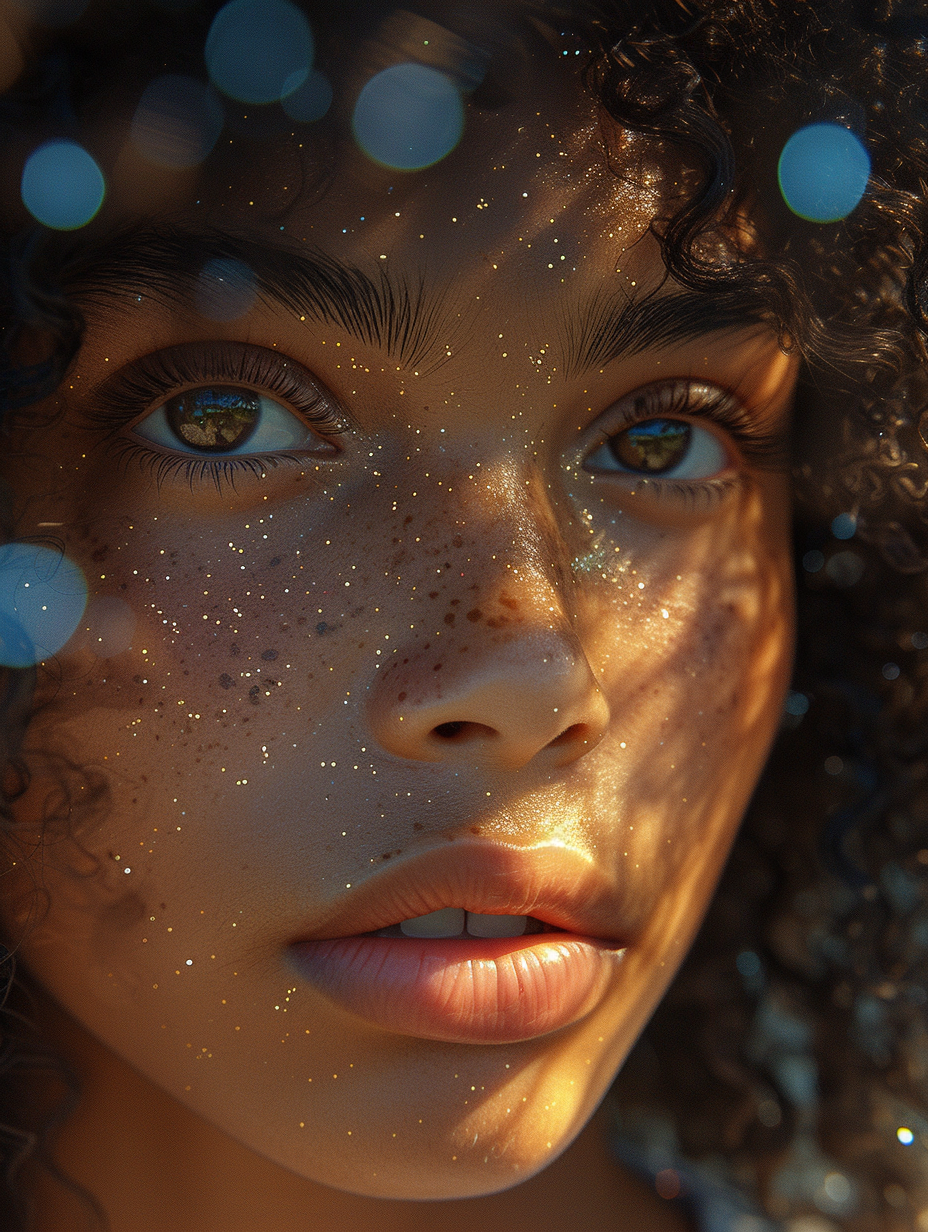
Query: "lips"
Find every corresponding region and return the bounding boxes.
[286,842,629,1045]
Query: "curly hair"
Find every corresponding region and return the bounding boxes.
[2,1,928,1229]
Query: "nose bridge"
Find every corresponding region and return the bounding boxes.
[455,455,578,619]
[364,457,609,770]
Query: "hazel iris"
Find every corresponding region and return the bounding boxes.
[166,387,260,452]
[609,419,691,474]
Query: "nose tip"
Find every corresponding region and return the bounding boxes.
[367,639,610,770]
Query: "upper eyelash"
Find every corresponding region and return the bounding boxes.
[86,341,351,442]
[597,382,790,473]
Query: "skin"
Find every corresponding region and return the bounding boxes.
[0,19,796,1232]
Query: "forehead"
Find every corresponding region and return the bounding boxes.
[91,12,667,300]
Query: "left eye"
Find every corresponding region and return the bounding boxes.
[585,417,728,480]
[133,386,327,456]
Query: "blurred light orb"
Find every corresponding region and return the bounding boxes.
[831,512,857,540]
[353,63,464,170]
[0,544,88,667]
[195,257,257,321]
[21,140,105,230]
[205,0,313,105]
[778,123,870,223]
[131,75,224,168]
[282,69,333,123]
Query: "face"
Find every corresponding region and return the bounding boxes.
[1,17,795,1203]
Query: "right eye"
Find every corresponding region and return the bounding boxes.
[585,417,728,480]
[133,385,332,456]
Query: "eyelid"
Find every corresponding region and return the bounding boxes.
[584,380,789,473]
[87,341,353,446]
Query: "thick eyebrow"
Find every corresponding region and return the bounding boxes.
[559,285,770,377]
[62,223,770,377]
[63,224,459,375]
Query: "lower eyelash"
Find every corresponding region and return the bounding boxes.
[109,437,292,494]
[629,473,741,508]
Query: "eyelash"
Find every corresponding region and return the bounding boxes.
[89,342,348,492]
[585,381,788,502]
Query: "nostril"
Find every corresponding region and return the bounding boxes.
[549,722,594,747]
[432,720,495,741]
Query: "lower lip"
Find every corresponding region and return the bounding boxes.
[287,933,625,1045]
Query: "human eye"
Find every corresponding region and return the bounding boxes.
[89,341,349,489]
[583,381,786,500]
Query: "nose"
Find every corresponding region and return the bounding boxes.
[366,558,610,772]
[367,636,609,769]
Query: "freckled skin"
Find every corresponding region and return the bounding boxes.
[1,31,794,1232]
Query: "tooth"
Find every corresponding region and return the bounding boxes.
[399,908,466,937]
[466,912,528,938]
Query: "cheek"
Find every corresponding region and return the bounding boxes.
[576,487,792,919]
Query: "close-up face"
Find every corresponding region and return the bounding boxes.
[0,15,796,1204]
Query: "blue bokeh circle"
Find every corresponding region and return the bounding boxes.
[205,0,314,105]
[352,63,464,170]
[778,123,870,223]
[0,544,88,668]
[21,140,105,230]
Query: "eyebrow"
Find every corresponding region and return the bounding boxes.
[560,285,769,377]
[62,224,770,377]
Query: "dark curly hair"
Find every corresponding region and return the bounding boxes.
[2,1,928,1229]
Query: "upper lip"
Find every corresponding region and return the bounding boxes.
[288,841,631,944]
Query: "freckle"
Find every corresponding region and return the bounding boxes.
[429,592,439,599]
[398,692,407,701]
[219,674,234,689]
[466,609,481,622]
[433,663,442,671]
[403,516,413,526]
[443,613,455,626]
[413,822,424,831]
[261,649,279,661]
[499,594,518,611]
[450,598,460,606]
[452,536,463,548]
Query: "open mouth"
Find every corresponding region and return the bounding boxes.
[374,909,550,938]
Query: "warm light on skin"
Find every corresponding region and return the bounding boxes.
[1,25,795,1232]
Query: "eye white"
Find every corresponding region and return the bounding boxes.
[586,420,728,480]
[133,392,319,456]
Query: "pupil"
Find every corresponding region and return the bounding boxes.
[610,419,691,474]
[166,387,260,453]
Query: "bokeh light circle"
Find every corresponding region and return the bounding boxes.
[352,63,464,170]
[0,544,88,667]
[205,0,314,105]
[21,140,105,230]
[131,75,225,168]
[778,123,870,223]
[282,69,333,123]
